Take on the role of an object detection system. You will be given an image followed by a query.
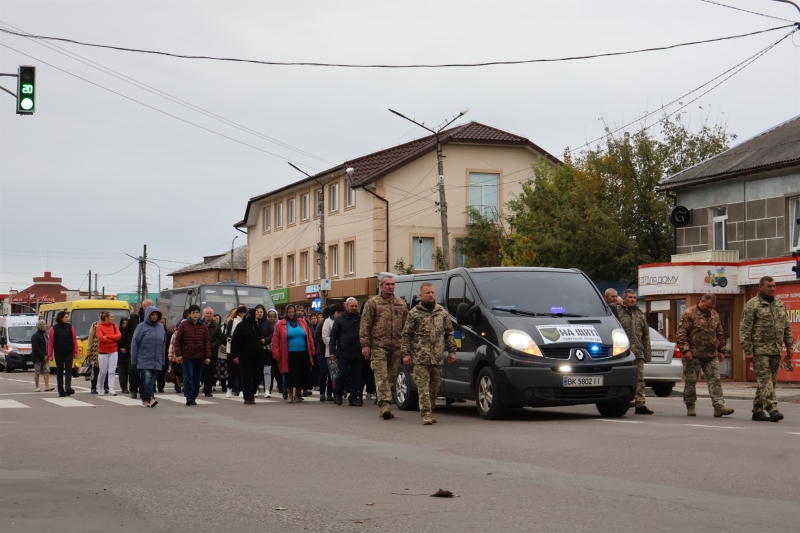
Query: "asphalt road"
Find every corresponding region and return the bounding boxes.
[1,372,799,533]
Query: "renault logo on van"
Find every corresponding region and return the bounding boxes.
[574,349,586,361]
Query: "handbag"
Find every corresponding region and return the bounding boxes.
[78,360,93,377]
[165,365,175,384]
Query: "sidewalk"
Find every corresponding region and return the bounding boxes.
[671,381,800,402]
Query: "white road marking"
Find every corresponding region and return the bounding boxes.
[685,424,743,429]
[97,395,143,406]
[0,399,29,408]
[0,391,59,396]
[159,395,215,405]
[593,419,642,424]
[0,377,35,384]
[42,397,96,407]
[786,432,800,435]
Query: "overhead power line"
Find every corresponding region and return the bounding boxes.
[0,25,795,68]
[700,0,798,23]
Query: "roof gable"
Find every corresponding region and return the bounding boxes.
[659,114,800,190]
[168,246,247,277]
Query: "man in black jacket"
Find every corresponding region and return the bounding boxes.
[330,297,363,406]
[202,307,225,397]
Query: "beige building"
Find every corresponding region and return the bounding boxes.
[235,122,558,309]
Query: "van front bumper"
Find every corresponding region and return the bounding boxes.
[497,360,638,407]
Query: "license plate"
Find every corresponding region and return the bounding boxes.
[651,350,668,358]
[563,376,603,387]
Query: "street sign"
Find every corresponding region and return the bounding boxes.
[16,65,35,115]
[669,206,691,228]
[320,279,331,291]
[306,284,321,299]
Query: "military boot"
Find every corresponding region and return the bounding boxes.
[752,411,770,421]
[768,410,784,422]
[422,414,433,425]
[379,405,392,420]
[714,406,734,417]
[686,404,696,416]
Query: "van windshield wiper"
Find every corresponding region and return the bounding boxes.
[491,306,586,318]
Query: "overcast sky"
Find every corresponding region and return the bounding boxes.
[1,0,798,295]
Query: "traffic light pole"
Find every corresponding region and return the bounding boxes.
[0,73,18,98]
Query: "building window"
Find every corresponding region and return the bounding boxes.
[301,193,309,221]
[469,172,499,222]
[346,181,356,208]
[288,255,295,284]
[315,189,323,217]
[712,206,727,250]
[263,206,271,232]
[261,260,270,287]
[329,245,339,277]
[413,237,434,270]
[288,198,296,225]
[301,252,309,282]
[275,202,283,229]
[329,183,339,213]
[346,241,355,274]
[274,258,282,287]
[791,197,800,251]
[455,239,467,268]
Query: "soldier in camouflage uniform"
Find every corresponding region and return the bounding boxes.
[401,282,457,425]
[360,273,409,420]
[617,289,653,414]
[676,294,734,417]
[740,276,794,422]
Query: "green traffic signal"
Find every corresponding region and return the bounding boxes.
[16,65,35,114]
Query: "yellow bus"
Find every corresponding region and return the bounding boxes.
[39,300,131,375]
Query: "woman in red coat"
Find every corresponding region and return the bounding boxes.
[272,305,315,403]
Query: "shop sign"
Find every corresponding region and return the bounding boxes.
[269,288,288,305]
[115,292,160,305]
[305,284,320,299]
[745,283,800,382]
[740,259,797,286]
[310,298,321,312]
[638,264,739,296]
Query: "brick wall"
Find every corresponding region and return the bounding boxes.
[171,269,247,288]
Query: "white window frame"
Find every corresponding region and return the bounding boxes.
[791,197,800,251]
[301,193,309,221]
[262,261,270,287]
[288,198,296,225]
[330,245,339,277]
[468,172,500,222]
[301,252,309,282]
[346,181,356,208]
[263,206,271,232]
[455,239,467,268]
[275,202,283,229]
[413,237,434,271]
[712,206,727,251]
[329,183,339,213]
[346,241,355,274]
[288,255,295,284]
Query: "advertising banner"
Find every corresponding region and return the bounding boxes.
[638,264,739,296]
[744,283,800,382]
[269,288,289,305]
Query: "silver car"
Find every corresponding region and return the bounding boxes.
[644,327,683,397]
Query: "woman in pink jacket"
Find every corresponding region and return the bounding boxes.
[272,305,315,403]
[48,311,79,397]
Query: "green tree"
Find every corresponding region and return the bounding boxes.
[394,258,414,275]
[456,208,507,268]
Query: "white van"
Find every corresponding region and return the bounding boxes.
[0,314,39,372]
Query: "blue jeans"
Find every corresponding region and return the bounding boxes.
[140,368,157,402]
[181,359,205,400]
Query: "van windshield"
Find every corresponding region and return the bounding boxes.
[71,309,131,340]
[8,326,37,344]
[471,271,607,317]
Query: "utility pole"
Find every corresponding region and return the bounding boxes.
[288,163,354,311]
[141,245,148,303]
[88,270,92,300]
[230,236,238,283]
[94,273,98,300]
[388,107,469,271]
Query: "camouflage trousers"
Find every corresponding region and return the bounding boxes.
[371,347,401,409]
[683,357,725,407]
[635,359,646,408]
[753,354,781,414]
[413,364,443,417]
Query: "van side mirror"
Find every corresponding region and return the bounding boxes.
[456,303,472,326]
[0,336,6,345]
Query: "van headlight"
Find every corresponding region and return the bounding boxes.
[612,328,630,356]
[503,330,543,357]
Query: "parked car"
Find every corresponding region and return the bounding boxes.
[0,314,38,372]
[389,267,639,420]
[644,327,683,397]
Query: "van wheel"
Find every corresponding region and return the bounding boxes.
[475,367,506,420]
[3,362,11,373]
[395,366,418,411]
[652,383,674,397]
[596,401,630,417]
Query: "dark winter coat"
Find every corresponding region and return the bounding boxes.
[174,318,211,360]
[48,323,78,356]
[258,318,275,364]
[131,306,166,371]
[208,320,225,357]
[117,319,130,364]
[231,310,265,361]
[31,330,47,363]
[314,320,325,357]
[330,312,362,359]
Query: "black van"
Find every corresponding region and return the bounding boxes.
[392,267,638,420]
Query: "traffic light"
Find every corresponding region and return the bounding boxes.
[792,251,800,279]
[16,65,35,115]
